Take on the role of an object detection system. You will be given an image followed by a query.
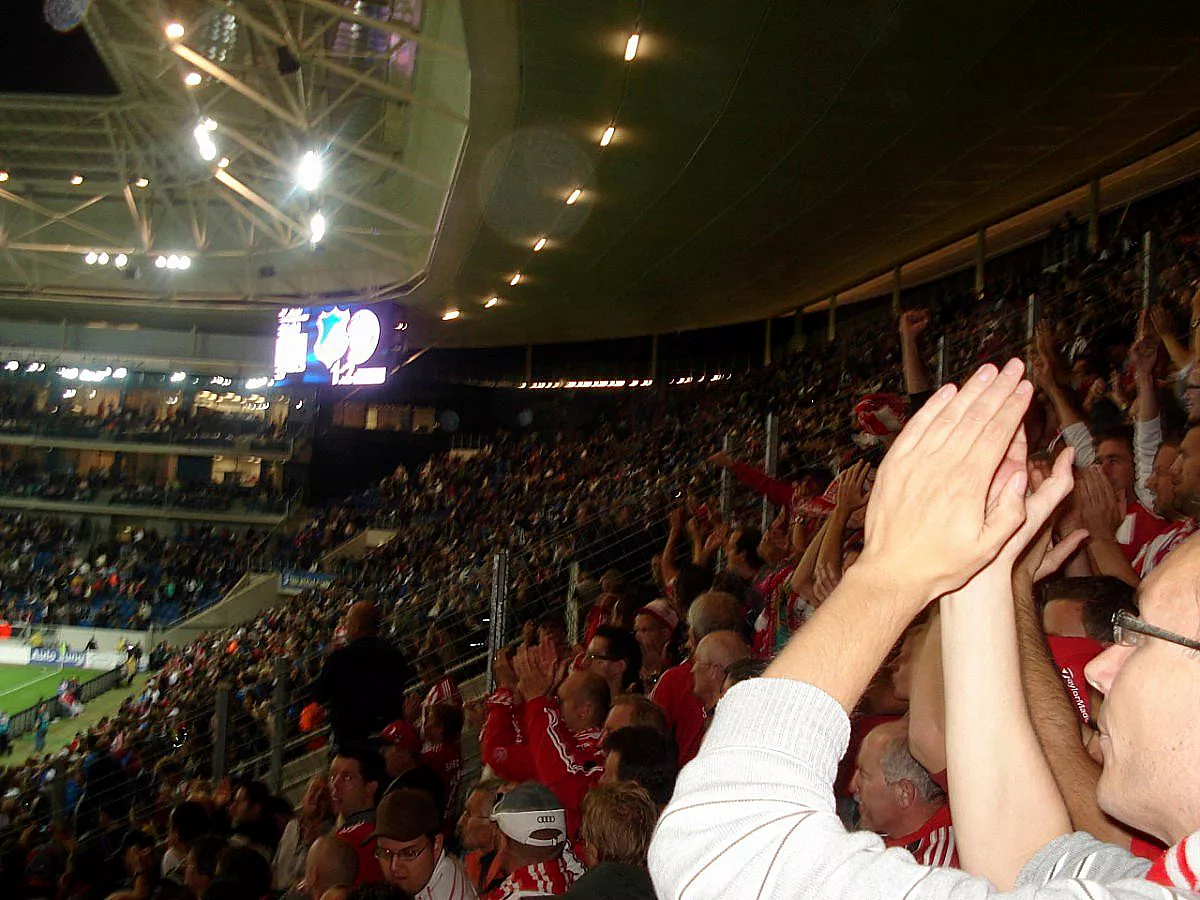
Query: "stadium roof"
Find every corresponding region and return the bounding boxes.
[2,1,1200,348]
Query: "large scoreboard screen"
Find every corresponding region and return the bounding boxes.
[273,303,400,386]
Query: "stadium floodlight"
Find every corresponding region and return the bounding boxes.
[600,125,616,147]
[566,188,582,205]
[84,252,98,265]
[113,367,128,378]
[297,150,323,192]
[625,32,640,61]
[442,309,460,321]
[309,210,326,245]
[165,22,185,40]
[170,371,187,383]
[193,120,218,161]
[533,237,547,252]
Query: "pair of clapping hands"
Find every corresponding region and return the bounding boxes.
[856,358,1079,607]
[492,640,569,703]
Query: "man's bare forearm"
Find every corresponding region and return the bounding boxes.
[1011,573,1135,848]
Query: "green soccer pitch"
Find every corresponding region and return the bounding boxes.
[0,664,108,717]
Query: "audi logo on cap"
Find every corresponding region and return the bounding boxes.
[537,815,557,824]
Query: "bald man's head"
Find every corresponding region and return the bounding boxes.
[304,836,358,900]
[692,630,750,709]
[686,592,742,650]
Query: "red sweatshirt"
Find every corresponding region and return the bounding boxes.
[521,696,605,841]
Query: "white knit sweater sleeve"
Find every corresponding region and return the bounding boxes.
[648,678,1181,900]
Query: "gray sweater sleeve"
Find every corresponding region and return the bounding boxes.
[648,678,1183,900]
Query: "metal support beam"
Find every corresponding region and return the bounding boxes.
[293,0,468,60]
[312,55,468,125]
[1087,178,1101,253]
[892,266,902,316]
[975,227,986,298]
[1142,231,1152,310]
[485,550,509,694]
[171,44,307,131]
[761,413,780,533]
[214,169,306,238]
[649,334,658,382]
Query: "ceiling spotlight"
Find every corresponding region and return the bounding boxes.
[84,252,98,265]
[178,255,191,270]
[97,252,109,266]
[4,361,18,371]
[297,150,323,192]
[624,32,640,61]
[484,296,499,309]
[113,367,128,378]
[565,188,582,205]
[193,122,217,161]
[442,309,460,321]
[164,22,185,40]
[166,255,180,270]
[217,157,230,169]
[533,237,547,252]
[134,177,149,188]
[509,273,522,286]
[115,253,129,268]
[184,71,202,87]
[70,174,84,185]
[170,371,187,383]
[0,171,9,183]
[600,125,616,148]
[309,211,326,245]
[154,255,167,269]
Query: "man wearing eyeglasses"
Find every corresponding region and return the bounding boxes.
[372,788,476,900]
[690,630,749,714]
[651,360,1200,899]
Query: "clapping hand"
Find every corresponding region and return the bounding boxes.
[513,640,558,699]
[856,359,1038,605]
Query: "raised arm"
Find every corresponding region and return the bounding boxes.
[1010,541,1137,849]
[938,449,1078,889]
[899,309,933,396]
[814,461,870,588]
[1032,354,1095,466]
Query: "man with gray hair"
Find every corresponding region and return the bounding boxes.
[849,719,957,868]
[649,590,743,766]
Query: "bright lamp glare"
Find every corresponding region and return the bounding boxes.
[166,255,180,270]
[178,256,191,270]
[113,367,128,379]
[533,237,547,252]
[170,371,187,383]
[509,273,522,286]
[70,174,84,185]
[566,188,582,205]
[134,177,149,188]
[600,125,616,147]
[97,252,109,266]
[165,22,185,40]
[193,123,217,161]
[84,252,98,265]
[297,150,323,192]
[309,211,326,244]
[154,256,167,269]
[624,32,640,61]
[442,309,460,321]
[184,71,202,87]
[484,296,499,309]
[115,253,128,268]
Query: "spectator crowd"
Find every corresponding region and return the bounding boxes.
[1,177,1200,900]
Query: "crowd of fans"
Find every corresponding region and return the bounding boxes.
[0,516,263,629]
[0,393,292,451]
[0,177,1198,899]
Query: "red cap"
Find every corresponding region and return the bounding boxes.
[371,719,420,752]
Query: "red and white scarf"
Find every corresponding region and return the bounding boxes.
[1146,834,1200,891]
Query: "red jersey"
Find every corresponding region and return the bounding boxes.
[481,689,538,783]
[1118,500,1170,562]
[649,661,707,768]
[1045,635,1104,725]
[1134,518,1198,578]
[336,817,384,885]
[884,803,958,868]
[521,697,604,841]
[421,740,462,836]
[483,850,584,899]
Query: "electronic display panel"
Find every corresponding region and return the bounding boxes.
[273,303,400,386]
